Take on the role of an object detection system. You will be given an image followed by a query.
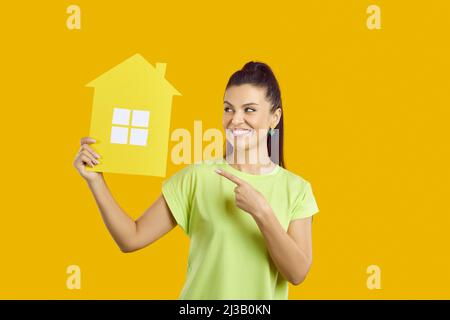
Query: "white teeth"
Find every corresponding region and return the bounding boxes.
[230,129,253,137]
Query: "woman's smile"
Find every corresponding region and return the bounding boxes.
[228,128,255,137]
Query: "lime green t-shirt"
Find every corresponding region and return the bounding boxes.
[161,158,319,300]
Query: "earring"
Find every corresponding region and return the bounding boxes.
[268,127,274,136]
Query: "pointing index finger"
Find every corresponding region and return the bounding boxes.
[215,169,243,186]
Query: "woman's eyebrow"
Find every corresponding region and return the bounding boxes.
[224,101,259,107]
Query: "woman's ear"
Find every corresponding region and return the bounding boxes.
[271,107,282,128]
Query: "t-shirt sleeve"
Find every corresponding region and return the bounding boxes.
[289,181,319,221]
[161,165,195,236]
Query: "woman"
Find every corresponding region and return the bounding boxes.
[73,61,319,300]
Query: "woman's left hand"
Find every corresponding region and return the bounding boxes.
[215,169,272,218]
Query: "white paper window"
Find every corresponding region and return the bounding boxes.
[110,108,150,146]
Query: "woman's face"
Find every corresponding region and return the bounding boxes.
[223,84,281,157]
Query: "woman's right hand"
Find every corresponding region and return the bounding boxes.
[73,137,103,182]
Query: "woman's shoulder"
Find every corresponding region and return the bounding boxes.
[278,166,312,188]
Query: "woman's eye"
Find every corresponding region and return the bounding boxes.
[223,107,255,112]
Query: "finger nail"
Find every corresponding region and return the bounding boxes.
[215,169,222,173]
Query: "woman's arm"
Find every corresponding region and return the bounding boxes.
[214,168,314,285]
[87,175,177,253]
[253,211,313,285]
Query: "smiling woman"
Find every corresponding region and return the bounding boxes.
[160,61,320,299]
[74,60,320,300]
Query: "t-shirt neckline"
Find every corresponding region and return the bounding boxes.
[219,158,281,178]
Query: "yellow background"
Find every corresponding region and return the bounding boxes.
[1,0,449,299]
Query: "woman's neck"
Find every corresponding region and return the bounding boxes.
[225,149,276,174]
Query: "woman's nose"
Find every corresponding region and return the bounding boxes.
[231,111,245,124]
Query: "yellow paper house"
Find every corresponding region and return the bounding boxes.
[85,53,181,177]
